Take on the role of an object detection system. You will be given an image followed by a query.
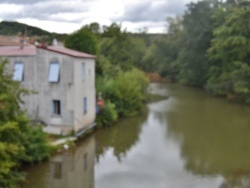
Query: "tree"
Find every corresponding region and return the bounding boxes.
[0,59,50,187]
[64,27,99,55]
[154,16,185,81]
[177,0,221,86]
[207,7,250,102]
[83,22,101,34]
[100,23,136,71]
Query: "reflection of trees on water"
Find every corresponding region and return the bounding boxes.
[165,86,250,188]
[219,175,250,188]
[95,109,148,162]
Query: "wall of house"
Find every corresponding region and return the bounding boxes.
[36,48,75,132]
[73,57,96,132]
[4,56,39,119]
[2,48,96,135]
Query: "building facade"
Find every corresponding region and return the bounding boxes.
[0,45,96,135]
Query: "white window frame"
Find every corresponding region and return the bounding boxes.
[13,62,24,81]
[49,62,60,83]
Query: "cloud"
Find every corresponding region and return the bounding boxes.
[0,0,195,33]
[112,0,188,23]
[0,0,91,23]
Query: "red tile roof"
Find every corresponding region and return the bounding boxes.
[0,44,96,59]
[39,46,96,59]
[0,45,37,56]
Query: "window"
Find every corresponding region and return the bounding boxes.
[49,62,60,82]
[53,161,62,179]
[13,62,24,81]
[82,63,85,81]
[51,100,61,116]
[83,97,87,114]
[84,153,88,171]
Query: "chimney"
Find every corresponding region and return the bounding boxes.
[40,42,48,48]
[52,38,58,46]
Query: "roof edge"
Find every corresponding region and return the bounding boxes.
[37,46,96,59]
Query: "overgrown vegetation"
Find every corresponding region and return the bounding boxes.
[65,23,150,126]
[0,59,50,188]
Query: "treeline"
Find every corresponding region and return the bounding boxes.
[0,21,67,42]
[141,0,250,103]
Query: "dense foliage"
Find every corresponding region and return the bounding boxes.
[66,23,150,126]
[135,0,250,103]
[64,27,99,55]
[0,59,50,187]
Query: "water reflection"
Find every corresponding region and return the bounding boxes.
[95,110,148,162]
[22,83,250,188]
[22,136,95,188]
[163,84,250,188]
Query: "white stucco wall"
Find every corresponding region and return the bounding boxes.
[73,57,96,132]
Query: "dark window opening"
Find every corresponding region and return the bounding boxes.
[52,100,61,115]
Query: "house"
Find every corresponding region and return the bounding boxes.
[0,42,96,135]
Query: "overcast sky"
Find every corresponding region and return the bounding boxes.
[0,0,197,34]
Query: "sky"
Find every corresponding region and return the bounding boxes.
[0,0,197,34]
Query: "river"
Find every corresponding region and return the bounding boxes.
[21,83,250,188]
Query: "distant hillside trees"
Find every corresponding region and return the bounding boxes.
[0,21,67,42]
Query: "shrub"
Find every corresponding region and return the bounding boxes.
[97,101,118,127]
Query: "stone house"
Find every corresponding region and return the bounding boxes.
[0,44,96,135]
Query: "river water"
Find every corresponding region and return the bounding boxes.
[22,83,250,188]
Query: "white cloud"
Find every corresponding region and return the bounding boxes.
[0,0,197,33]
[0,3,23,18]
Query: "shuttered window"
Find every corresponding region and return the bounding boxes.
[13,62,24,81]
[49,63,60,82]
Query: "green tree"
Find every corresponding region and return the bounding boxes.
[207,7,250,102]
[64,27,99,55]
[100,33,134,71]
[178,0,221,86]
[155,16,185,81]
[0,59,50,187]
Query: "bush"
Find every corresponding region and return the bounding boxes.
[96,101,118,127]
[97,68,149,117]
